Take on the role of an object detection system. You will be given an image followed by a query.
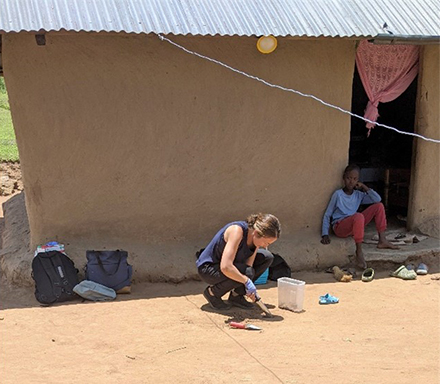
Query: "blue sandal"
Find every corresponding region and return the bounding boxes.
[319,293,339,305]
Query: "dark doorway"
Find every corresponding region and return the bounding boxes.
[349,64,418,218]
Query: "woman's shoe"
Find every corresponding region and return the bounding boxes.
[228,292,254,308]
[203,287,231,310]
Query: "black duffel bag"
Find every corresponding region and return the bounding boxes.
[85,250,132,291]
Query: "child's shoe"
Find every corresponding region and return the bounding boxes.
[416,263,428,275]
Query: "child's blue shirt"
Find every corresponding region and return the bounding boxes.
[321,189,381,236]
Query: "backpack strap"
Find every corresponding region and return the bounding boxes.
[39,255,65,299]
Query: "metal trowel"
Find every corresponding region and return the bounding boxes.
[230,321,261,331]
[255,294,273,318]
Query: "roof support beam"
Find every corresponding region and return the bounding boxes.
[370,34,440,45]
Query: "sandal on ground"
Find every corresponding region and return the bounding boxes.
[319,293,339,305]
[406,263,415,271]
[390,265,417,280]
[416,263,428,275]
[203,287,231,310]
[347,268,357,278]
[228,292,254,309]
[361,268,374,282]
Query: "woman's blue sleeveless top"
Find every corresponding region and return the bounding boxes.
[196,221,254,267]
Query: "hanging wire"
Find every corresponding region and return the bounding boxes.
[157,34,440,144]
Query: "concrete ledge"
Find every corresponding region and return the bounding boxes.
[1,192,439,286]
[364,238,440,264]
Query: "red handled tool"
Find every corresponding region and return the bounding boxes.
[229,322,262,331]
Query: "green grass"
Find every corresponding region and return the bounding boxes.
[0,77,19,162]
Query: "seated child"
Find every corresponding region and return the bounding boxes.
[321,164,398,268]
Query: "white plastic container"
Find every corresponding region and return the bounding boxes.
[277,277,305,312]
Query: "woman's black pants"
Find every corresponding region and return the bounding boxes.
[197,249,274,298]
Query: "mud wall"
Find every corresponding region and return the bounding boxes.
[409,45,440,238]
[3,33,356,280]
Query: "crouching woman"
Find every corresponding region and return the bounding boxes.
[196,213,281,311]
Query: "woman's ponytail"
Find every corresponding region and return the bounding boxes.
[246,213,281,238]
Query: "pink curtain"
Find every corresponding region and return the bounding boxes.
[355,40,420,132]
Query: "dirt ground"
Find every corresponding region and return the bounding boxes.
[0,162,23,198]
[1,270,439,384]
[0,161,23,221]
[1,162,439,383]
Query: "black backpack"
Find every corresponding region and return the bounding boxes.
[31,251,79,305]
[268,253,292,281]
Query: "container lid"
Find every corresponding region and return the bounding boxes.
[277,277,305,285]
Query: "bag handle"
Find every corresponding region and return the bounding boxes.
[95,252,124,277]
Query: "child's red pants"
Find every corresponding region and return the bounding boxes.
[333,203,387,244]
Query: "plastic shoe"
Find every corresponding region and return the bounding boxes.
[361,268,374,282]
[416,263,428,275]
[319,293,339,305]
[390,266,417,280]
[347,268,357,278]
[406,263,415,271]
[203,287,231,310]
[228,292,254,308]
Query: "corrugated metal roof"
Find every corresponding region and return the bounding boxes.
[0,0,439,38]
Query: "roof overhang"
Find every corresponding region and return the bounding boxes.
[0,0,439,40]
[370,34,440,45]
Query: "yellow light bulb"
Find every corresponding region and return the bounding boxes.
[257,36,278,54]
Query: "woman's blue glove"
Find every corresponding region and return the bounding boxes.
[244,278,257,297]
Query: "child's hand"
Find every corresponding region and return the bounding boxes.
[355,182,369,192]
[321,235,331,245]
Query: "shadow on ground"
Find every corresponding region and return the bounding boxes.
[2,261,440,311]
